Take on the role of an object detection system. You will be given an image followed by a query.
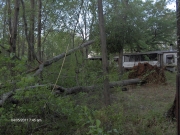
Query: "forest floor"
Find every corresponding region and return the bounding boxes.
[111,72,176,135]
[1,67,176,134]
[74,71,177,135]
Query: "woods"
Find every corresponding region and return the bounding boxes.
[0,0,178,134]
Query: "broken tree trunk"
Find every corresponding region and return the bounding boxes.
[31,40,95,76]
[0,78,141,106]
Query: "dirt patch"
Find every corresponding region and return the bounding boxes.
[128,63,166,84]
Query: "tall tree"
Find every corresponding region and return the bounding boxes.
[118,0,129,77]
[97,0,110,106]
[6,0,20,55]
[167,0,180,122]
[106,0,130,77]
[21,0,36,61]
[176,0,180,132]
[37,0,42,61]
[177,0,180,72]
[29,0,35,61]
[7,0,12,51]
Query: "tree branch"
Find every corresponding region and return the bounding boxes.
[31,40,94,76]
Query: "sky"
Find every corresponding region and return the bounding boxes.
[142,0,176,10]
[167,2,176,10]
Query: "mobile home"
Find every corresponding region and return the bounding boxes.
[114,50,177,72]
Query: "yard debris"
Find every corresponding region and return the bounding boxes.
[128,63,166,83]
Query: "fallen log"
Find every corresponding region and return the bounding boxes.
[0,85,47,106]
[31,40,95,76]
[0,78,141,106]
[55,78,142,94]
[1,40,94,101]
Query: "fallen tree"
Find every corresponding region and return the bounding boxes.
[55,78,141,94]
[0,78,141,106]
[27,40,95,76]
[0,40,95,106]
[128,63,166,84]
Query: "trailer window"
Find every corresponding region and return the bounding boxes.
[166,55,174,64]
[141,55,150,61]
[124,55,130,62]
[148,53,157,61]
[129,55,135,62]
[135,55,141,61]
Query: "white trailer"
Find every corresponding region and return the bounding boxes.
[114,50,177,72]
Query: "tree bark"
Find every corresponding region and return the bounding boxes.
[21,30,25,56]
[29,0,35,61]
[167,0,180,120]
[21,0,37,62]
[20,0,31,60]
[2,0,7,50]
[118,48,123,79]
[177,1,180,72]
[10,0,19,54]
[7,0,12,52]
[37,0,42,61]
[98,0,110,106]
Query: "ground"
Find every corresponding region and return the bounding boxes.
[1,69,176,134]
[74,71,177,135]
[113,85,176,134]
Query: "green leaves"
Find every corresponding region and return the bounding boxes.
[87,119,104,135]
[105,0,176,53]
[17,76,34,87]
[96,119,101,127]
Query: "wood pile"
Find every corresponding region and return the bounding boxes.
[128,63,166,84]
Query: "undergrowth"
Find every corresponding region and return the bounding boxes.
[0,54,176,134]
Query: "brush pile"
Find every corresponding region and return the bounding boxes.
[128,63,166,83]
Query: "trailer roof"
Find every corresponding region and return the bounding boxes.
[123,50,177,55]
[87,50,177,60]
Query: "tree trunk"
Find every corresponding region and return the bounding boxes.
[177,1,180,72]
[167,0,180,120]
[17,24,20,58]
[21,30,25,56]
[29,0,35,61]
[31,40,94,76]
[21,0,36,61]
[7,0,20,76]
[98,0,110,106]
[37,0,42,61]
[7,0,12,54]
[10,0,19,54]
[7,0,20,55]
[20,0,31,60]
[2,0,7,49]
[118,48,123,79]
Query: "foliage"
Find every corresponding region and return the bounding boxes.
[105,0,176,54]
[0,55,176,134]
[0,0,177,134]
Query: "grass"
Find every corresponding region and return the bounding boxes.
[1,70,176,134]
[73,71,177,134]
